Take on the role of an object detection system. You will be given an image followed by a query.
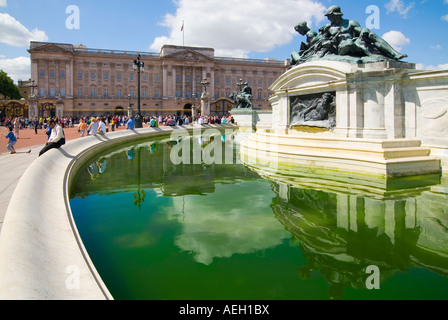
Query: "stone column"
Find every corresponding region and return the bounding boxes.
[182,67,186,98]
[384,81,405,139]
[192,67,196,97]
[210,67,215,99]
[363,84,387,139]
[270,91,289,134]
[56,97,64,118]
[333,90,350,138]
[28,96,39,120]
[162,64,168,98]
[55,60,60,94]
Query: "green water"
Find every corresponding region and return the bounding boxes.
[69,132,448,300]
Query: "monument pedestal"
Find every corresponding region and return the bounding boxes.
[241,60,448,177]
[230,109,256,132]
[240,130,441,178]
[230,109,273,132]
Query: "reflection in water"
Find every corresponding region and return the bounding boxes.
[87,157,108,180]
[272,183,448,299]
[70,131,448,300]
[166,181,288,266]
[246,160,448,299]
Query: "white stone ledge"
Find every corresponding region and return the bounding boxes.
[0,124,236,300]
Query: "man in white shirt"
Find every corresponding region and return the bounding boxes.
[38,119,66,157]
[98,117,107,135]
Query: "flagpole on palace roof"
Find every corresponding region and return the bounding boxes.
[181,20,185,47]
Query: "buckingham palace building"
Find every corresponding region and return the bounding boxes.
[28,41,288,119]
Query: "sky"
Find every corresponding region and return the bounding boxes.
[0,0,448,83]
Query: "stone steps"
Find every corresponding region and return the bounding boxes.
[240,131,441,178]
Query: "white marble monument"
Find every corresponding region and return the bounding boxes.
[241,60,448,177]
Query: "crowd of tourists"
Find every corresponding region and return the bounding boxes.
[1,113,235,132]
[1,113,235,155]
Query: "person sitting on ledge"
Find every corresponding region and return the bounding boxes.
[38,119,65,157]
[126,116,136,130]
[1,126,17,154]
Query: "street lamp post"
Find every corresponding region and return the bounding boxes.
[133,54,145,128]
[191,93,197,121]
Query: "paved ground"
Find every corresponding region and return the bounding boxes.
[0,125,128,234]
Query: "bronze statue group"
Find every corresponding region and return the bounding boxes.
[291,5,408,66]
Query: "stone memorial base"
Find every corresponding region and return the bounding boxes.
[240,130,441,178]
[240,60,448,177]
[230,109,272,132]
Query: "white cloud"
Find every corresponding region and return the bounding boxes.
[382,30,410,51]
[0,13,48,47]
[0,0,7,7]
[442,14,448,22]
[149,0,326,58]
[416,63,448,71]
[385,0,415,17]
[167,181,289,266]
[0,56,30,83]
[431,44,442,50]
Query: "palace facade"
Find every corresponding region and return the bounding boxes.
[28,41,288,119]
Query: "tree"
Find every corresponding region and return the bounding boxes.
[0,70,22,100]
